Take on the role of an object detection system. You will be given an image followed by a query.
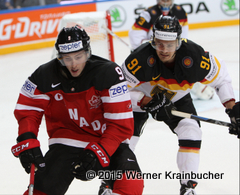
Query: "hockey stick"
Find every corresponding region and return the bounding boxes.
[102,25,133,51]
[29,164,35,195]
[171,110,232,127]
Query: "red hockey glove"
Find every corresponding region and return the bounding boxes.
[11,132,46,173]
[141,92,176,121]
[226,102,240,138]
[72,142,110,181]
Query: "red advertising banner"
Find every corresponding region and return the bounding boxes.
[0,3,96,54]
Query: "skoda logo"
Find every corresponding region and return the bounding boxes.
[220,0,239,16]
[108,5,127,28]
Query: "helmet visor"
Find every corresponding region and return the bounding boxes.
[57,50,89,66]
[153,38,177,52]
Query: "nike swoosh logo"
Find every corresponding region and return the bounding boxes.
[152,74,161,80]
[127,158,135,162]
[51,83,61,88]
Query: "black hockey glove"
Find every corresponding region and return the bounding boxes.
[72,142,110,181]
[141,92,176,121]
[11,132,46,173]
[226,102,240,138]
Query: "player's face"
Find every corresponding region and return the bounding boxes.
[158,0,172,7]
[61,50,88,77]
[154,39,177,63]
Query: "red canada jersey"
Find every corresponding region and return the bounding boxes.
[14,55,134,156]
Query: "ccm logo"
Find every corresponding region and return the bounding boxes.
[12,142,29,154]
[109,84,128,98]
[91,144,109,165]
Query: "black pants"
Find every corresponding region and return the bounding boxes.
[133,93,202,149]
[34,143,141,195]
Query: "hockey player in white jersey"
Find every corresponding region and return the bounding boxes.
[129,0,215,101]
[122,15,240,194]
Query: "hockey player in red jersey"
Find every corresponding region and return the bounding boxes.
[11,25,144,195]
[122,15,239,195]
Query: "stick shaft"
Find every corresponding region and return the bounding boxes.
[102,25,132,51]
[29,164,35,195]
[171,110,232,127]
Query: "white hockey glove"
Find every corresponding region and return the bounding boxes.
[191,82,214,100]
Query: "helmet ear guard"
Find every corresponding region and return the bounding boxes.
[151,15,182,51]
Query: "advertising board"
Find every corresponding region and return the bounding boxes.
[0,3,96,54]
[0,0,239,54]
[97,0,239,35]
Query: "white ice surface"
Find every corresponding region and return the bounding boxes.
[0,25,239,194]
